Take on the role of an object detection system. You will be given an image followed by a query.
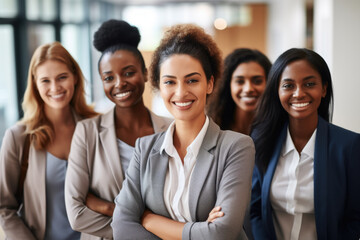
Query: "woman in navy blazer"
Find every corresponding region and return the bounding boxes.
[250,48,360,240]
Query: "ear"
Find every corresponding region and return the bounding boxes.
[322,82,328,98]
[207,76,214,95]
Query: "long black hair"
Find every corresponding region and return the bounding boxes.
[252,48,333,173]
[207,48,271,130]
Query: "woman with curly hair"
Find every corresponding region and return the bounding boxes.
[0,41,98,239]
[64,19,171,240]
[207,48,271,135]
[111,24,255,240]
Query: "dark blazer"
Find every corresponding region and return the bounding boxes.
[250,116,360,240]
[111,119,255,240]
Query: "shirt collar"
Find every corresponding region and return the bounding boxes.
[282,127,317,158]
[160,116,209,159]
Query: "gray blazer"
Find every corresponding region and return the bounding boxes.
[0,112,82,240]
[112,119,255,240]
[65,107,171,240]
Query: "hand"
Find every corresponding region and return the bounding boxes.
[85,192,115,217]
[207,206,224,223]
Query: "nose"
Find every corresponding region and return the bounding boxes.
[293,86,305,98]
[51,81,61,91]
[175,81,187,97]
[115,76,127,88]
[243,80,254,93]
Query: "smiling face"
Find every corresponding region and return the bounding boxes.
[278,59,327,122]
[99,50,146,108]
[159,54,213,123]
[230,61,266,112]
[35,60,76,111]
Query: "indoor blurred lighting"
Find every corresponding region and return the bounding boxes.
[214,18,227,30]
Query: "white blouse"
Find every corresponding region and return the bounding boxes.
[161,117,209,222]
[270,128,317,240]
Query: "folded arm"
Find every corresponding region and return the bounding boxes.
[64,122,112,238]
[111,139,160,240]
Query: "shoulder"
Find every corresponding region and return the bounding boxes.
[326,122,360,141]
[75,113,104,131]
[149,110,173,132]
[218,130,255,152]
[2,123,27,142]
[1,123,27,153]
[136,131,165,148]
[325,123,360,156]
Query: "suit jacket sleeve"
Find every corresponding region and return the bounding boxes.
[0,127,36,240]
[343,133,360,239]
[111,138,160,240]
[182,135,255,240]
[65,121,113,238]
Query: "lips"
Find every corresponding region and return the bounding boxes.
[114,91,131,98]
[174,101,193,107]
[49,92,66,99]
[240,95,258,104]
[291,102,310,108]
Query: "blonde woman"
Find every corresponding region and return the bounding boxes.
[0,42,98,240]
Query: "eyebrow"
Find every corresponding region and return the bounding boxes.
[281,75,317,82]
[161,72,202,79]
[101,65,136,75]
[38,72,68,80]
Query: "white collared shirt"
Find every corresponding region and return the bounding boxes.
[270,127,317,240]
[161,116,209,222]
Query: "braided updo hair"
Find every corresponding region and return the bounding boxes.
[93,19,146,73]
[149,24,222,90]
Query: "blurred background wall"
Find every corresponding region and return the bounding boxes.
[0,0,359,143]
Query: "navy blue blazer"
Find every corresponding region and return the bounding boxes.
[250,116,360,240]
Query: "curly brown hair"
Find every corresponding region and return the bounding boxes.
[149,24,222,90]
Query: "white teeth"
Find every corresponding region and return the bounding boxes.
[241,96,257,101]
[292,102,309,108]
[51,93,65,99]
[115,91,131,98]
[175,101,192,107]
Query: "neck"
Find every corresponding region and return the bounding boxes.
[114,100,150,129]
[288,113,318,153]
[231,108,254,135]
[173,114,206,160]
[44,105,74,126]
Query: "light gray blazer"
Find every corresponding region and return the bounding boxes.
[112,119,255,240]
[0,112,82,240]
[65,107,171,240]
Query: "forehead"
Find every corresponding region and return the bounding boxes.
[35,60,70,77]
[100,50,140,69]
[160,54,204,75]
[281,59,320,79]
[232,61,266,76]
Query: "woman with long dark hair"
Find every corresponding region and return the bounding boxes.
[208,48,271,135]
[251,48,360,239]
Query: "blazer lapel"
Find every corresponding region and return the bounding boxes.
[147,134,171,217]
[262,123,287,237]
[99,108,124,190]
[188,119,218,220]
[313,116,328,239]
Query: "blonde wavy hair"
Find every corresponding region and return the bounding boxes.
[21,41,98,150]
